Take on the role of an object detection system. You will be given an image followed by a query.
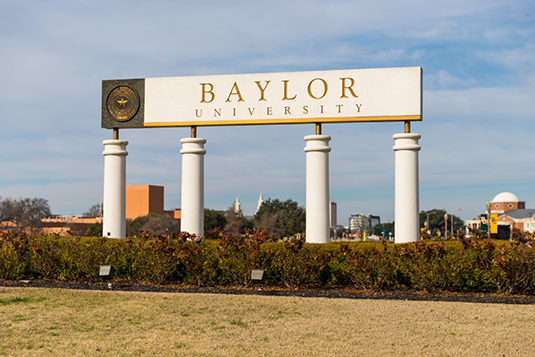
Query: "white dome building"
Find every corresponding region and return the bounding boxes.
[490,191,525,213]
[492,192,519,202]
[466,192,534,238]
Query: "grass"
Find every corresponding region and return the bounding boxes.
[0,287,534,356]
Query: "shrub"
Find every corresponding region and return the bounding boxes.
[106,238,137,279]
[29,236,70,279]
[0,240,20,280]
[3,234,535,295]
[217,228,274,287]
[129,232,183,284]
[67,237,110,281]
[203,227,224,240]
[271,238,330,288]
[180,235,218,287]
[340,240,408,290]
[404,242,464,291]
[465,238,535,295]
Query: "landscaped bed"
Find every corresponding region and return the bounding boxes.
[1,228,535,296]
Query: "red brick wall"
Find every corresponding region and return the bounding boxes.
[490,201,525,212]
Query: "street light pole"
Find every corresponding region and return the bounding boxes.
[451,214,453,239]
[456,208,462,238]
[486,202,491,239]
[444,213,448,240]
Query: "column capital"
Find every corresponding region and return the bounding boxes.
[103,139,129,146]
[393,133,421,152]
[393,133,421,140]
[180,137,206,155]
[102,140,128,156]
[180,137,207,145]
[304,134,331,142]
[304,135,332,153]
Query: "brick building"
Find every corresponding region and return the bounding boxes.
[30,185,180,236]
[490,192,526,214]
[126,185,181,220]
[465,192,535,236]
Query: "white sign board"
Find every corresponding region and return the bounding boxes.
[102,67,422,128]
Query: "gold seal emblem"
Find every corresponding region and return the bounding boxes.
[106,85,140,121]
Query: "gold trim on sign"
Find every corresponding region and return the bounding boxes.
[143,115,422,128]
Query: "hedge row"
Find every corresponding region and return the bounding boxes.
[1,229,535,295]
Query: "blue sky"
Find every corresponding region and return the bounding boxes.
[0,0,533,225]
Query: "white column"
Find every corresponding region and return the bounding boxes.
[304,135,331,243]
[393,133,421,243]
[102,140,128,239]
[180,138,206,236]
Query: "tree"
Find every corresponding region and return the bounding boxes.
[0,197,51,233]
[0,197,20,223]
[204,208,227,230]
[254,198,305,239]
[382,222,395,236]
[224,205,245,235]
[419,209,464,236]
[223,205,254,235]
[86,222,103,236]
[83,203,102,217]
[130,213,181,237]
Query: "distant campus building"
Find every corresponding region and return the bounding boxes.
[465,192,535,236]
[126,185,180,220]
[30,185,181,236]
[329,199,337,229]
[349,213,380,233]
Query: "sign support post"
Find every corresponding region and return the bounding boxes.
[304,127,331,243]
[180,133,206,236]
[102,134,128,239]
[393,129,421,243]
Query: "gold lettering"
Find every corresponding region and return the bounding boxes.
[336,104,343,113]
[320,105,324,114]
[200,83,215,103]
[267,107,273,115]
[307,78,328,99]
[226,82,245,102]
[303,105,308,114]
[340,78,358,98]
[195,109,203,118]
[282,80,297,100]
[248,107,255,115]
[356,104,362,112]
[233,108,236,116]
[214,108,221,117]
[255,81,270,101]
[284,106,291,115]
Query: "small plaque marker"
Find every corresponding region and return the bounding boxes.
[99,265,115,280]
[251,269,266,285]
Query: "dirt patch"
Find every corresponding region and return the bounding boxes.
[2,279,533,305]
